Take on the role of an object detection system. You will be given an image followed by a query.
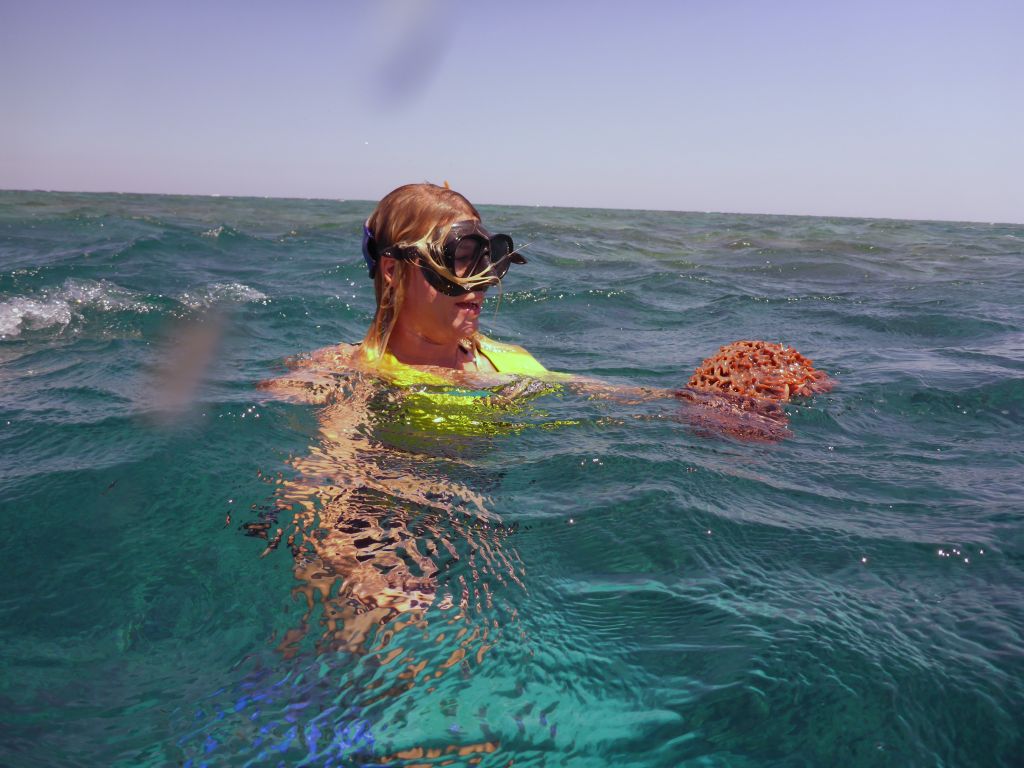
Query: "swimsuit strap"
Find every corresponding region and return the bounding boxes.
[475,335,550,376]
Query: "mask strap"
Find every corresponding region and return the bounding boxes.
[361,221,377,278]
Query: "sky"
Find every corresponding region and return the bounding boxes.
[1,0,1021,223]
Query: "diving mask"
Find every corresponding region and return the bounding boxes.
[362,219,526,296]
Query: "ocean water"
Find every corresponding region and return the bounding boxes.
[1,190,1022,767]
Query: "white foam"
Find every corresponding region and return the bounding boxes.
[0,279,150,339]
[0,297,73,337]
[177,282,269,310]
[200,225,233,238]
[0,279,269,339]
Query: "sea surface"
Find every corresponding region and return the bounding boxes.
[1,190,1022,767]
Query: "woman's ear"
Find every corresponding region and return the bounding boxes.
[379,255,397,286]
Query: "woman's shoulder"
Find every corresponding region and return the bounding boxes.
[258,343,362,404]
[300,342,360,371]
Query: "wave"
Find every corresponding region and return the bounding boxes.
[199,224,257,241]
[0,279,153,339]
[0,279,269,339]
[178,281,269,309]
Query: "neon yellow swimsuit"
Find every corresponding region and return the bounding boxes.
[363,335,571,436]
[363,334,549,384]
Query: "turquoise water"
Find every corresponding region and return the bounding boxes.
[1,190,1022,767]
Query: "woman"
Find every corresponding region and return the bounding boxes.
[260,184,557,657]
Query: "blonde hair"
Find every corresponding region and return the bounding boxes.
[361,183,483,358]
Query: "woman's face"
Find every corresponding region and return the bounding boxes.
[394,259,486,345]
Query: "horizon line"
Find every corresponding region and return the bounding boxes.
[1,186,1020,228]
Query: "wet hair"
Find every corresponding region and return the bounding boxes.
[361,183,482,358]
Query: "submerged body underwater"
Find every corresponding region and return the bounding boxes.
[1,191,1022,766]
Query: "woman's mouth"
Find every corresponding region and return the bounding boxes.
[455,299,482,316]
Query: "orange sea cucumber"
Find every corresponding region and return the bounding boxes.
[688,340,833,403]
[676,340,833,441]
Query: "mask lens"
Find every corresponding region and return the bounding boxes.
[438,222,519,288]
[452,236,487,278]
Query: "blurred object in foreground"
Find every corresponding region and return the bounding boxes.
[144,312,224,426]
[362,0,458,109]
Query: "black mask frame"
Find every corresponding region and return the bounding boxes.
[362,220,526,296]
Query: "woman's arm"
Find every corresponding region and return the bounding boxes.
[562,374,678,404]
